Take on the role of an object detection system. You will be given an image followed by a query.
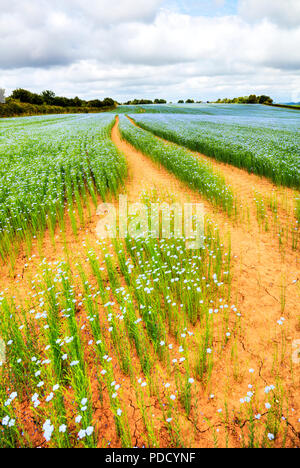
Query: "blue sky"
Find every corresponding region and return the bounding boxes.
[0,0,299,102]
[166,0,238,17]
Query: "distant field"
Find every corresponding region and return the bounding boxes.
[129,104,300,188]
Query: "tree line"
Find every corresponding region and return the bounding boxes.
[123,99,167,105]
[178,96,274,105]
[215,95,273,104]
[178,100,205,104]
[2,88,115,108]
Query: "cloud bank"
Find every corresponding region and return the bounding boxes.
[0,0,299,102]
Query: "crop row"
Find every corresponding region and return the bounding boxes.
[132,113,300,189]
[118,116,234,215]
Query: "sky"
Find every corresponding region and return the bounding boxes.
[0,0,299,103]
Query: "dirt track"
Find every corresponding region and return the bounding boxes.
[111,116,300,427]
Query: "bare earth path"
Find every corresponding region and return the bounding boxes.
[112,116,300,436]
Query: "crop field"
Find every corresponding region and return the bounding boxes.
[0,114,126,266]
[131,105,300,188]
[0,105,299,449]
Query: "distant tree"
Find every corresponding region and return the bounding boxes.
[185,99,194,104]
[7,88,115,110]
[178,100,184,104]
[11,89,42,104]
[88,99,104,108]
[213,94,274,105]
[73,96,83,107]
[0,88,5,104]
[11,88,33,103]
[30,93,44,105]
[248,94,258,104]
[41,90,56,105]
[154,99,167,104]
[126,99,153,105]
[52,96,68,107]
[68,98,77,107]
[103,97,115,107]
[258,95,273,104]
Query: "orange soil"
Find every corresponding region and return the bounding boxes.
[0,116,299,448]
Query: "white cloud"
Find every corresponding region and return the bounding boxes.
[2,60,299,103]
[238,0,300,28]
[105,12,300,71]
[0,0,299,102]
[70,0,164,24]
